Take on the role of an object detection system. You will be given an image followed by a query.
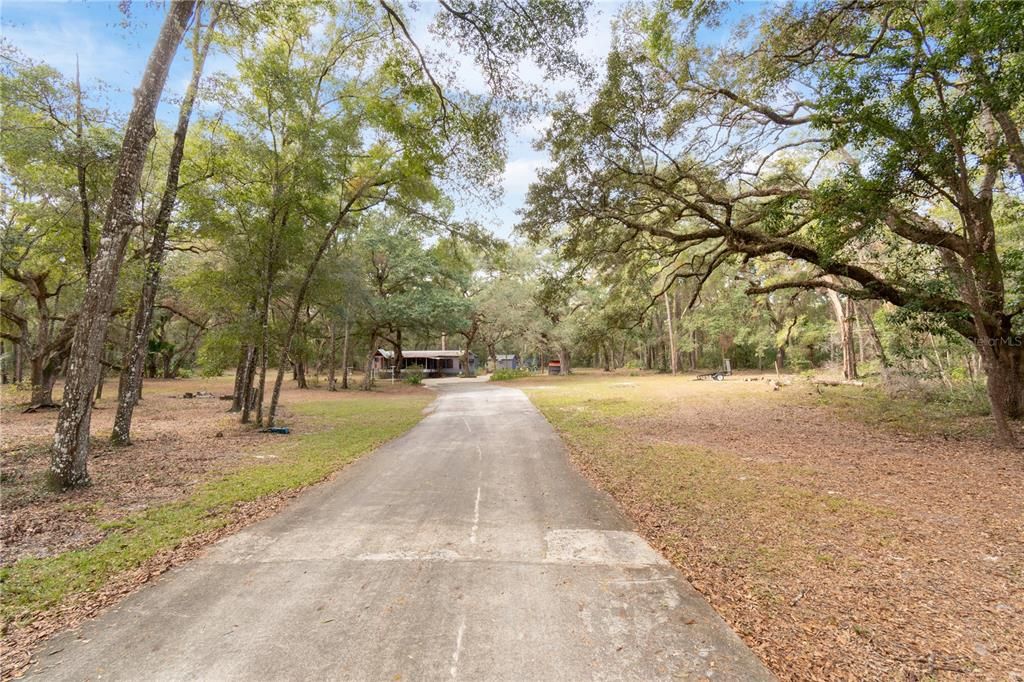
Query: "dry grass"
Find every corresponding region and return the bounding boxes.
[517,370,1024,681]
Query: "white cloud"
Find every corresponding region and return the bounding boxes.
[517,113,554,143]
[503,156,553,197]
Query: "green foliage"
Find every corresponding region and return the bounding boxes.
[491,368,532,381]
[403,364,425,384]
[518,0,1024,428]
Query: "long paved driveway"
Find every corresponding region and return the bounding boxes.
[26,381,772,681]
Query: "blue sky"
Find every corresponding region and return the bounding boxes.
[2,1,750,238]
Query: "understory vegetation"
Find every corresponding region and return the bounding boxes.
[489,368,533,381]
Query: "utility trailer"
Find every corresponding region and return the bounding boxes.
[696,359,732,381]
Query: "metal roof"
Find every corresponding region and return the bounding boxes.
[377,348,473,359]
[403,350,472,358]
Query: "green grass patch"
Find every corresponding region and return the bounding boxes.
[805,382,991,437]
[490,368,534,381]
[0,390,432,628]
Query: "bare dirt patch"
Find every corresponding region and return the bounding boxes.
[525,371,1024,681]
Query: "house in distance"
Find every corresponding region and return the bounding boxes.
[372,348,477,377]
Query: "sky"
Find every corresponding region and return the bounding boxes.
[1,0,638,239]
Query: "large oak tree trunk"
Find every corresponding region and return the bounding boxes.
[988,343,1023,420]
[112,9,216,445]
[460,318,479,378]
[49,0,196,489]
[977,332,1023,446]
[31,363,59,406]
[558,347,572,375]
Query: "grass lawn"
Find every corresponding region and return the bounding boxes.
[513,370,1023,680]
[0,377,432,672]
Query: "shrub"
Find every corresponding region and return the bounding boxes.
[491,368,532,381]
[403,364,425,385]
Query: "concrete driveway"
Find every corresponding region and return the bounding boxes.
[25,381,773,681]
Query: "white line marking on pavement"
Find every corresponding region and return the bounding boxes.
[470,487,481,544]
[476,444,482,462]
[462,417,472,433]
[449,617,466,679]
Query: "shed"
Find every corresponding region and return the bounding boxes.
[495,354,519,370]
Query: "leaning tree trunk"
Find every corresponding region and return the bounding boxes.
[49,0,196,490]
[857,302,889,369]
[265,188,372,425]
[826,290,857,381]
[112,11,216,445]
